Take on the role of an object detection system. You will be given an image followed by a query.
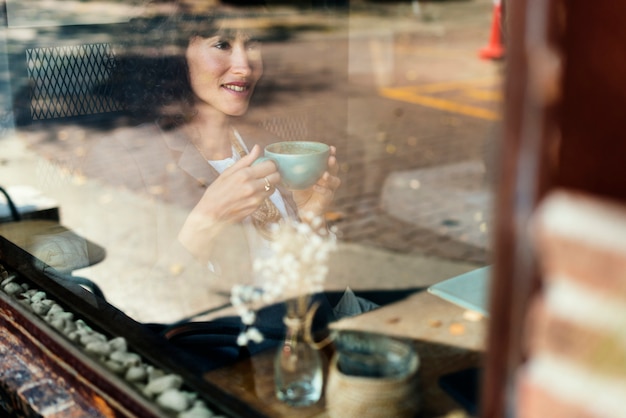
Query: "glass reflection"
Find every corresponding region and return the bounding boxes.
[0,0,499,357]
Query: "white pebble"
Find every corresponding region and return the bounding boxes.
[80,332,107,347]
[147,366,165,381]
[30,291,46,302]
[104,360,126,375]
[31,299,53,316]
[108,337,127,352]
[49,317,67,332]
[3,282,22,295]
[144,374,183,396]
[46,304,64,316]
[63,320,77,335]
[1,275,16,287]
[156,389,189,412]
[75,319,91,331]
[125,365,148,382]
[110,351,141,368]
[85,341,111,358]
[48,310,74,322]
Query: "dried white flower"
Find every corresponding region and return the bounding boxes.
[231,217,337,346]
[245,327,264,344]
[236,326,264,346]
[240,310,256,326]
[236,332,248,346]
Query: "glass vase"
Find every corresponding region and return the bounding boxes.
[274,309,323,407]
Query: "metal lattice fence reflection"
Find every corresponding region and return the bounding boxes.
[26,43,124,121]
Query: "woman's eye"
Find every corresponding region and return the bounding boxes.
[214,40,231,50]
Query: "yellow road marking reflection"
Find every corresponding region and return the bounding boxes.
[463,88,502,102]
[380,88,500,121]
[380,77,502,121]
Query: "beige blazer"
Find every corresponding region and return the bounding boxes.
[156,123,299,284]
[77,121,298,289]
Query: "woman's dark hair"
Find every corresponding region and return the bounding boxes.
[113,1,267,128]
[111,3,220,127]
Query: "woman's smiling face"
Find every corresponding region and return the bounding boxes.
[185,25,263,117]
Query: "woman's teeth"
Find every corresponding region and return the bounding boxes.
[225,85,246,92]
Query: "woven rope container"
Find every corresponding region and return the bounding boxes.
[325,335,420,418]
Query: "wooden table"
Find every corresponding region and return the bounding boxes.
[204,290,486,417]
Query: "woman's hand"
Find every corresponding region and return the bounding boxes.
[178,145,280,259]
[292,146,341,223]
[193,144,280,223]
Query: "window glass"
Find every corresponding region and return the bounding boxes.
[0,0,499,367]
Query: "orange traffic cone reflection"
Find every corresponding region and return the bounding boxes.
[479,1,505,60]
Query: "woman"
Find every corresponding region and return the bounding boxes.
[119,2,341,284]
[175,12,341,266]
[116,2,341,367]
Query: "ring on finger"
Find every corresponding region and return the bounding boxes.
[263,177,272,192]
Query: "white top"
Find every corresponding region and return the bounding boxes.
[206,130,289,283]
[207,131,288,218]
